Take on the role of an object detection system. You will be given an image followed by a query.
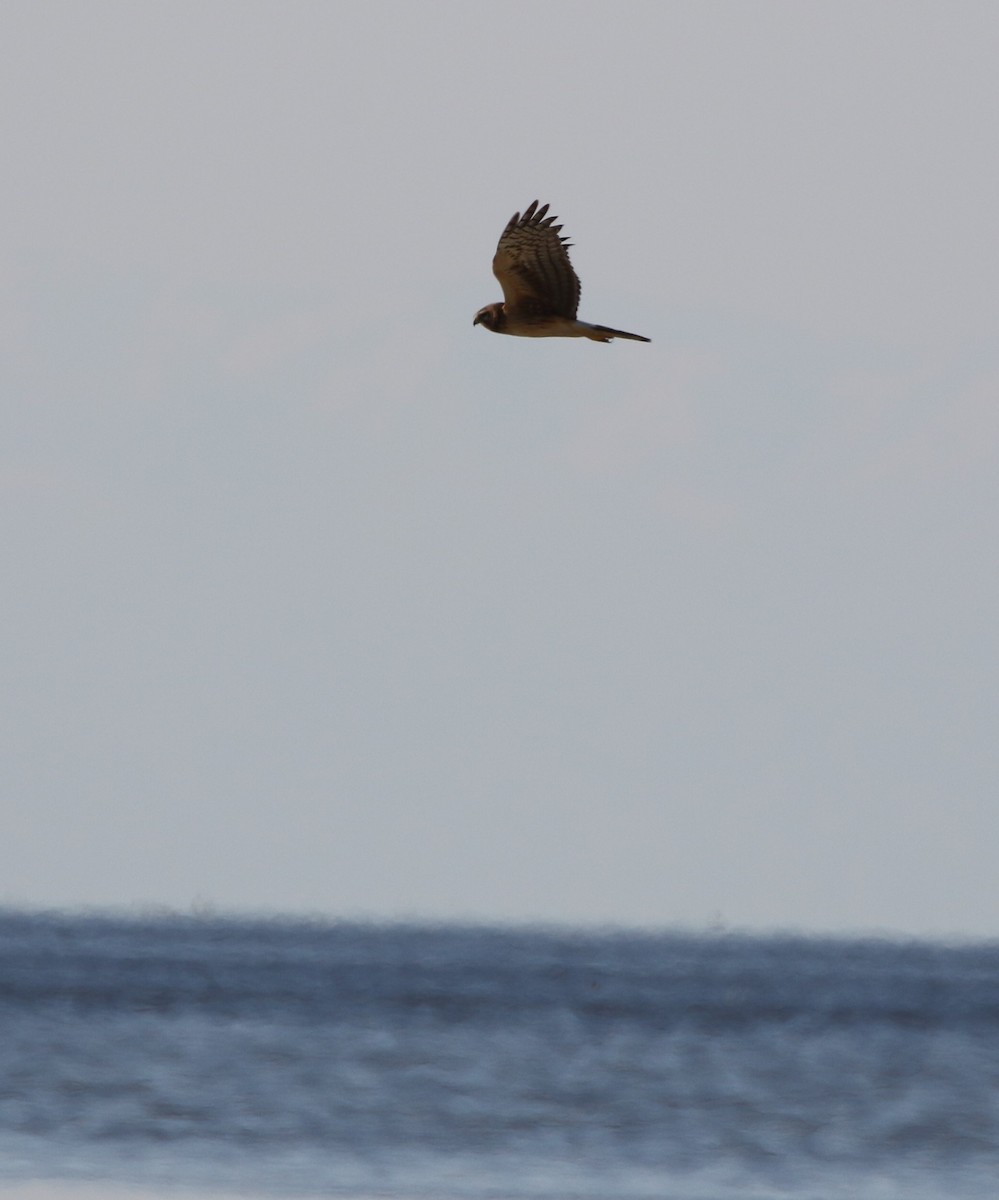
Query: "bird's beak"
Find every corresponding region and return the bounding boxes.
[472,314,481,326]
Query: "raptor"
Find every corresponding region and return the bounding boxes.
[473,201,650,343]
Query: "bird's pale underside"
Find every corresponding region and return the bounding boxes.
[473,201,650,344]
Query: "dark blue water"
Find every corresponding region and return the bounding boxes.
[1,911,997,1199]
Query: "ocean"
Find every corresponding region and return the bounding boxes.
[0,910,997,1200]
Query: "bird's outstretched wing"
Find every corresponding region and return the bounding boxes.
[492,201,581,320]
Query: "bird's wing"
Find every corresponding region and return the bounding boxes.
[492,201,581,319]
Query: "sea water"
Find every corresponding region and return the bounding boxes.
[0,910,997,1199]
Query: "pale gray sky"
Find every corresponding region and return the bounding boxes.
[3,1,998,936]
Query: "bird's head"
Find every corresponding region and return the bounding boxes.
[473,303,504,332]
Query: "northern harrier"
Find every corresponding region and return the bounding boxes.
[473,200,650,344]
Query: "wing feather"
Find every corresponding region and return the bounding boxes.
[491,201,581,319]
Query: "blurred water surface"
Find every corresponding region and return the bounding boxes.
[1,911,997,1199]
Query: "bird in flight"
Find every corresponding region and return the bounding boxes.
[474,200,650,344]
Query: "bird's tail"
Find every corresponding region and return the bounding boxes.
[587,323,651,343]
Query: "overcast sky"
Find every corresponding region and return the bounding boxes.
[3,1,998,938]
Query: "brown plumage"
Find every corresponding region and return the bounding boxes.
[473,201,650,343]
